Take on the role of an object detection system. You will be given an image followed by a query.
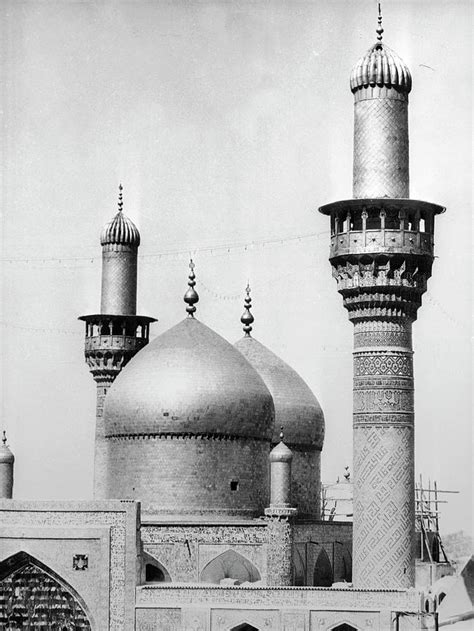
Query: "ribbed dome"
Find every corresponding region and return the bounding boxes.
[100,210,140,247]
[350,42,412,94]
[104,318,274,440]
[234,336,324,450]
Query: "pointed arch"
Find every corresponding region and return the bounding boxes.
[200,549,261,585]
[331,624,359,631]
[142,551,172,583]
[231,624,260,631]
[313,548,333,587]
[0,550,94,629]
[293,546,306,586]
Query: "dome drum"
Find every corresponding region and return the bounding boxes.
[104,435,270,517]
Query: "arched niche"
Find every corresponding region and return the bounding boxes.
[313,548,333,587]
[142,552,171,584]
[200,549,261,585]
[332,624,358,631]
[231,624,259,631]
[293,546,306,586]
[0,550,93,629]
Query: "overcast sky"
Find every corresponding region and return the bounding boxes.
[1,0,471,534]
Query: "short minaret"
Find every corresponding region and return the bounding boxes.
[265,430,296,586]
[319,11,445,589]
[0,431,14,499]
[79,186,156,498]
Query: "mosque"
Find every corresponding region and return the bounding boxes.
[0,9,459,631]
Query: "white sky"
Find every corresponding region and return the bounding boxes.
[1,0,472,535]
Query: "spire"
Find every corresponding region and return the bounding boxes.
[2,431,6,446]
[376,2,384,42]
[279,426,284,442]
[240,283,254,336]
[184,259,199,317]
[118,183,123,212]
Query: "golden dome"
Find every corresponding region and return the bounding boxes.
[234,336,325,450]
[350,42,412,94]
[104,318,274,440]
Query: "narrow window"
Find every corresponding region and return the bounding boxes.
[230,480,239,491]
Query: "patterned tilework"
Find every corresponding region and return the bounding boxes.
[353,97,409,199]
[100,245,137,315]
[352,322,415,589]
[266,517,294,586]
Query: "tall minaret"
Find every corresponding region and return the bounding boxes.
[79,186,156,498]
[319,9,444,590]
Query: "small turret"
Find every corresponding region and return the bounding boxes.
[268,429,294,509]
[0,431,14,499]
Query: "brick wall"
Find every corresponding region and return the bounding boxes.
[106,437,270,516]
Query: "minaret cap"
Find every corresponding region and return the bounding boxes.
[184,259,199,317]
[100,184,141,247]
[0,431,14,464]
[240,284,254,336]
[269,427,293,463]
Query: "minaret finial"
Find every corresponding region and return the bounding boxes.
[118,183,123,212]
[2,431,6,446]
[184,259,199,317]
[376,2,384,41]
[240,283,254,336]
[279,426,284,442]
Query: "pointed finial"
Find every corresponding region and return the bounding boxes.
[118,183,123,212]
[240,283,254,336]
[184,259,199,317]
[376,2,384,41]
[280,426,284,442]
[2,431,7,446]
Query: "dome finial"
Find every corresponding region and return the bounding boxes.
[279,426,284,442]
[376,1,384,41]
[184,259,199,317]
[118,183,123,212]
[2,431,6,446]
[240,283,254,336]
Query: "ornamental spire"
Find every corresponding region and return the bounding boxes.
[279,426,284,442]
[376,2,384,41]
[240,283,254,336]
[118,183,123,212]
[184,259,199,317]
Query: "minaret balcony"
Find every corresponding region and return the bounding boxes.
[319,198,445,261]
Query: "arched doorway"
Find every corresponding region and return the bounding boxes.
[313,548,333,587]
[200,550,260,585]
[0,551,92,629]
[332,624,358,631]
[231,624,259,631]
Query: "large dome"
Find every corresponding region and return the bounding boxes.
[102,316,274,516]
[104,318,273,440]
[234,335,324,450]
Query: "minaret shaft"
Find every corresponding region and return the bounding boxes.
[352,320,415,588]
[100,244,138,315]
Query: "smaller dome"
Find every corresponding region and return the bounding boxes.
[270,440,293,463]
[0,433,14,464]
[234,336,325,449]
[350,42,412,94]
